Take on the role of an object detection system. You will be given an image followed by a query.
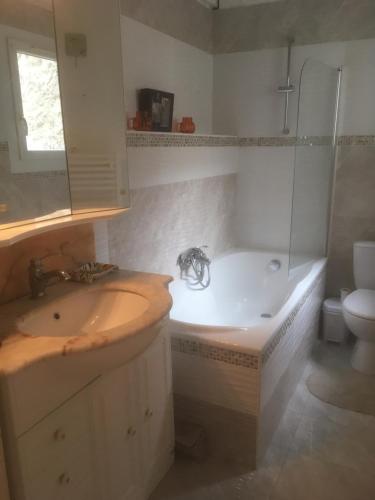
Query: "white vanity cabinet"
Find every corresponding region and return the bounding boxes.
[138,331,174,497]
[0,430,10,500]
[2,327,174,500]
[93,329,174,500]
[17,389,98,500]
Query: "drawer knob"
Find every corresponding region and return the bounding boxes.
[58,473,71,485]
[127,426,136,437]
[54,428,66,441]
[145,408,153,418]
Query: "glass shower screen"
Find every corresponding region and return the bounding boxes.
[289,59,341,272]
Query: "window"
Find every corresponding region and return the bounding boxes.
[8,38,65,160]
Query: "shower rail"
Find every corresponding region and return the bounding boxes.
[277,37,295,135]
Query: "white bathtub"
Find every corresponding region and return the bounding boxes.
[169,249,326,353]
[169,249,326,466]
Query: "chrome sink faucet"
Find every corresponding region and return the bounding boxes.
[28,258,71,299]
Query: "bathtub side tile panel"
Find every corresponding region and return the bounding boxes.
[260,272,325,411]
[174,394,257,468]
[172,352,260,416]
[258,272,325,460]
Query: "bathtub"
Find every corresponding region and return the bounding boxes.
[168,249,326,467]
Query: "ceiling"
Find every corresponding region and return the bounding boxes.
[198,0,283,8]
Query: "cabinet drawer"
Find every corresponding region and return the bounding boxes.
[25,454,94,500]
[17,390,94,487]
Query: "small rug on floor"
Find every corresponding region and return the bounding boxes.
[306,343,375,416]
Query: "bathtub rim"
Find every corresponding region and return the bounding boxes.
[168,256,327,355]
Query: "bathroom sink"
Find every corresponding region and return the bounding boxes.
[17,288,150,338]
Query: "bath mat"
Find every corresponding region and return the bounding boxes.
[306,344,375,417]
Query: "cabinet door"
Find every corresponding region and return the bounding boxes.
[17,387,99,500]
[92,361,142,500]
[0,431,10,500]
[138,329,174,496]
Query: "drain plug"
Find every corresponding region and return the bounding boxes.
[261,313,272,318]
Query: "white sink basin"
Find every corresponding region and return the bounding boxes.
[17,288,150,337]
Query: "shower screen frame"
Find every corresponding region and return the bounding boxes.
[288,58,342,273]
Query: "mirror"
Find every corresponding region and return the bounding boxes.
[0,0,129,231]
[0,0,71,228]
[53,0,129,214]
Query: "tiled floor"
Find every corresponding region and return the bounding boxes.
[150,341,375,500]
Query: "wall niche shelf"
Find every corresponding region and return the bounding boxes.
[0,209,128,248]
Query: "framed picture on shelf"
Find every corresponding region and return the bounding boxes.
[138,88,174,132]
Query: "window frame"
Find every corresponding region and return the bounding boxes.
[7,37,66,163]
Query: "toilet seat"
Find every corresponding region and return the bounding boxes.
[343,289,375,321]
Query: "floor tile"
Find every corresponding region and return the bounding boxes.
[150,342,375,500]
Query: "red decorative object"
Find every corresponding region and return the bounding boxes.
[133,111,152,131]
[180,117,195,134]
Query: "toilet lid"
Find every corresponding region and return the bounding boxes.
[344,290,375,320]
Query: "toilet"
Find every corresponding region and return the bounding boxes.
[343,241,375,375]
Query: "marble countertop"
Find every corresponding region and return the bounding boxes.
[0,270,173,376]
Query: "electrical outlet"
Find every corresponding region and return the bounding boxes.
[65,33,87,58]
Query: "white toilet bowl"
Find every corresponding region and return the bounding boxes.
[343,289,375,375]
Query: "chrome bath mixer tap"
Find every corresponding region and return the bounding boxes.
[29,258,71,299]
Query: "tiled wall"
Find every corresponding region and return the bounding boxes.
[326,146,375,296]
[213,39,375,138]
[122,0,375,55]
[102,174,236,278]
[121,0,213,53]
[0,224,95,305]
[236,146,294,252]
[126,143,238,189]
[213,0,375,54]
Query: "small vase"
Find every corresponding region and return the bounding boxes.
[180,117,195,134]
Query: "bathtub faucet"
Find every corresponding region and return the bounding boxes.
[177,247,211,290]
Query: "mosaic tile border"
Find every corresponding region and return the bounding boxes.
[337,135,375,146]
[3,135,374,152]
[262,270,325,365]
[239,136,333,147]
[171,269,324,370]
[126,132,239,148]
[127,133,375,148]
[171,337,259,370]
